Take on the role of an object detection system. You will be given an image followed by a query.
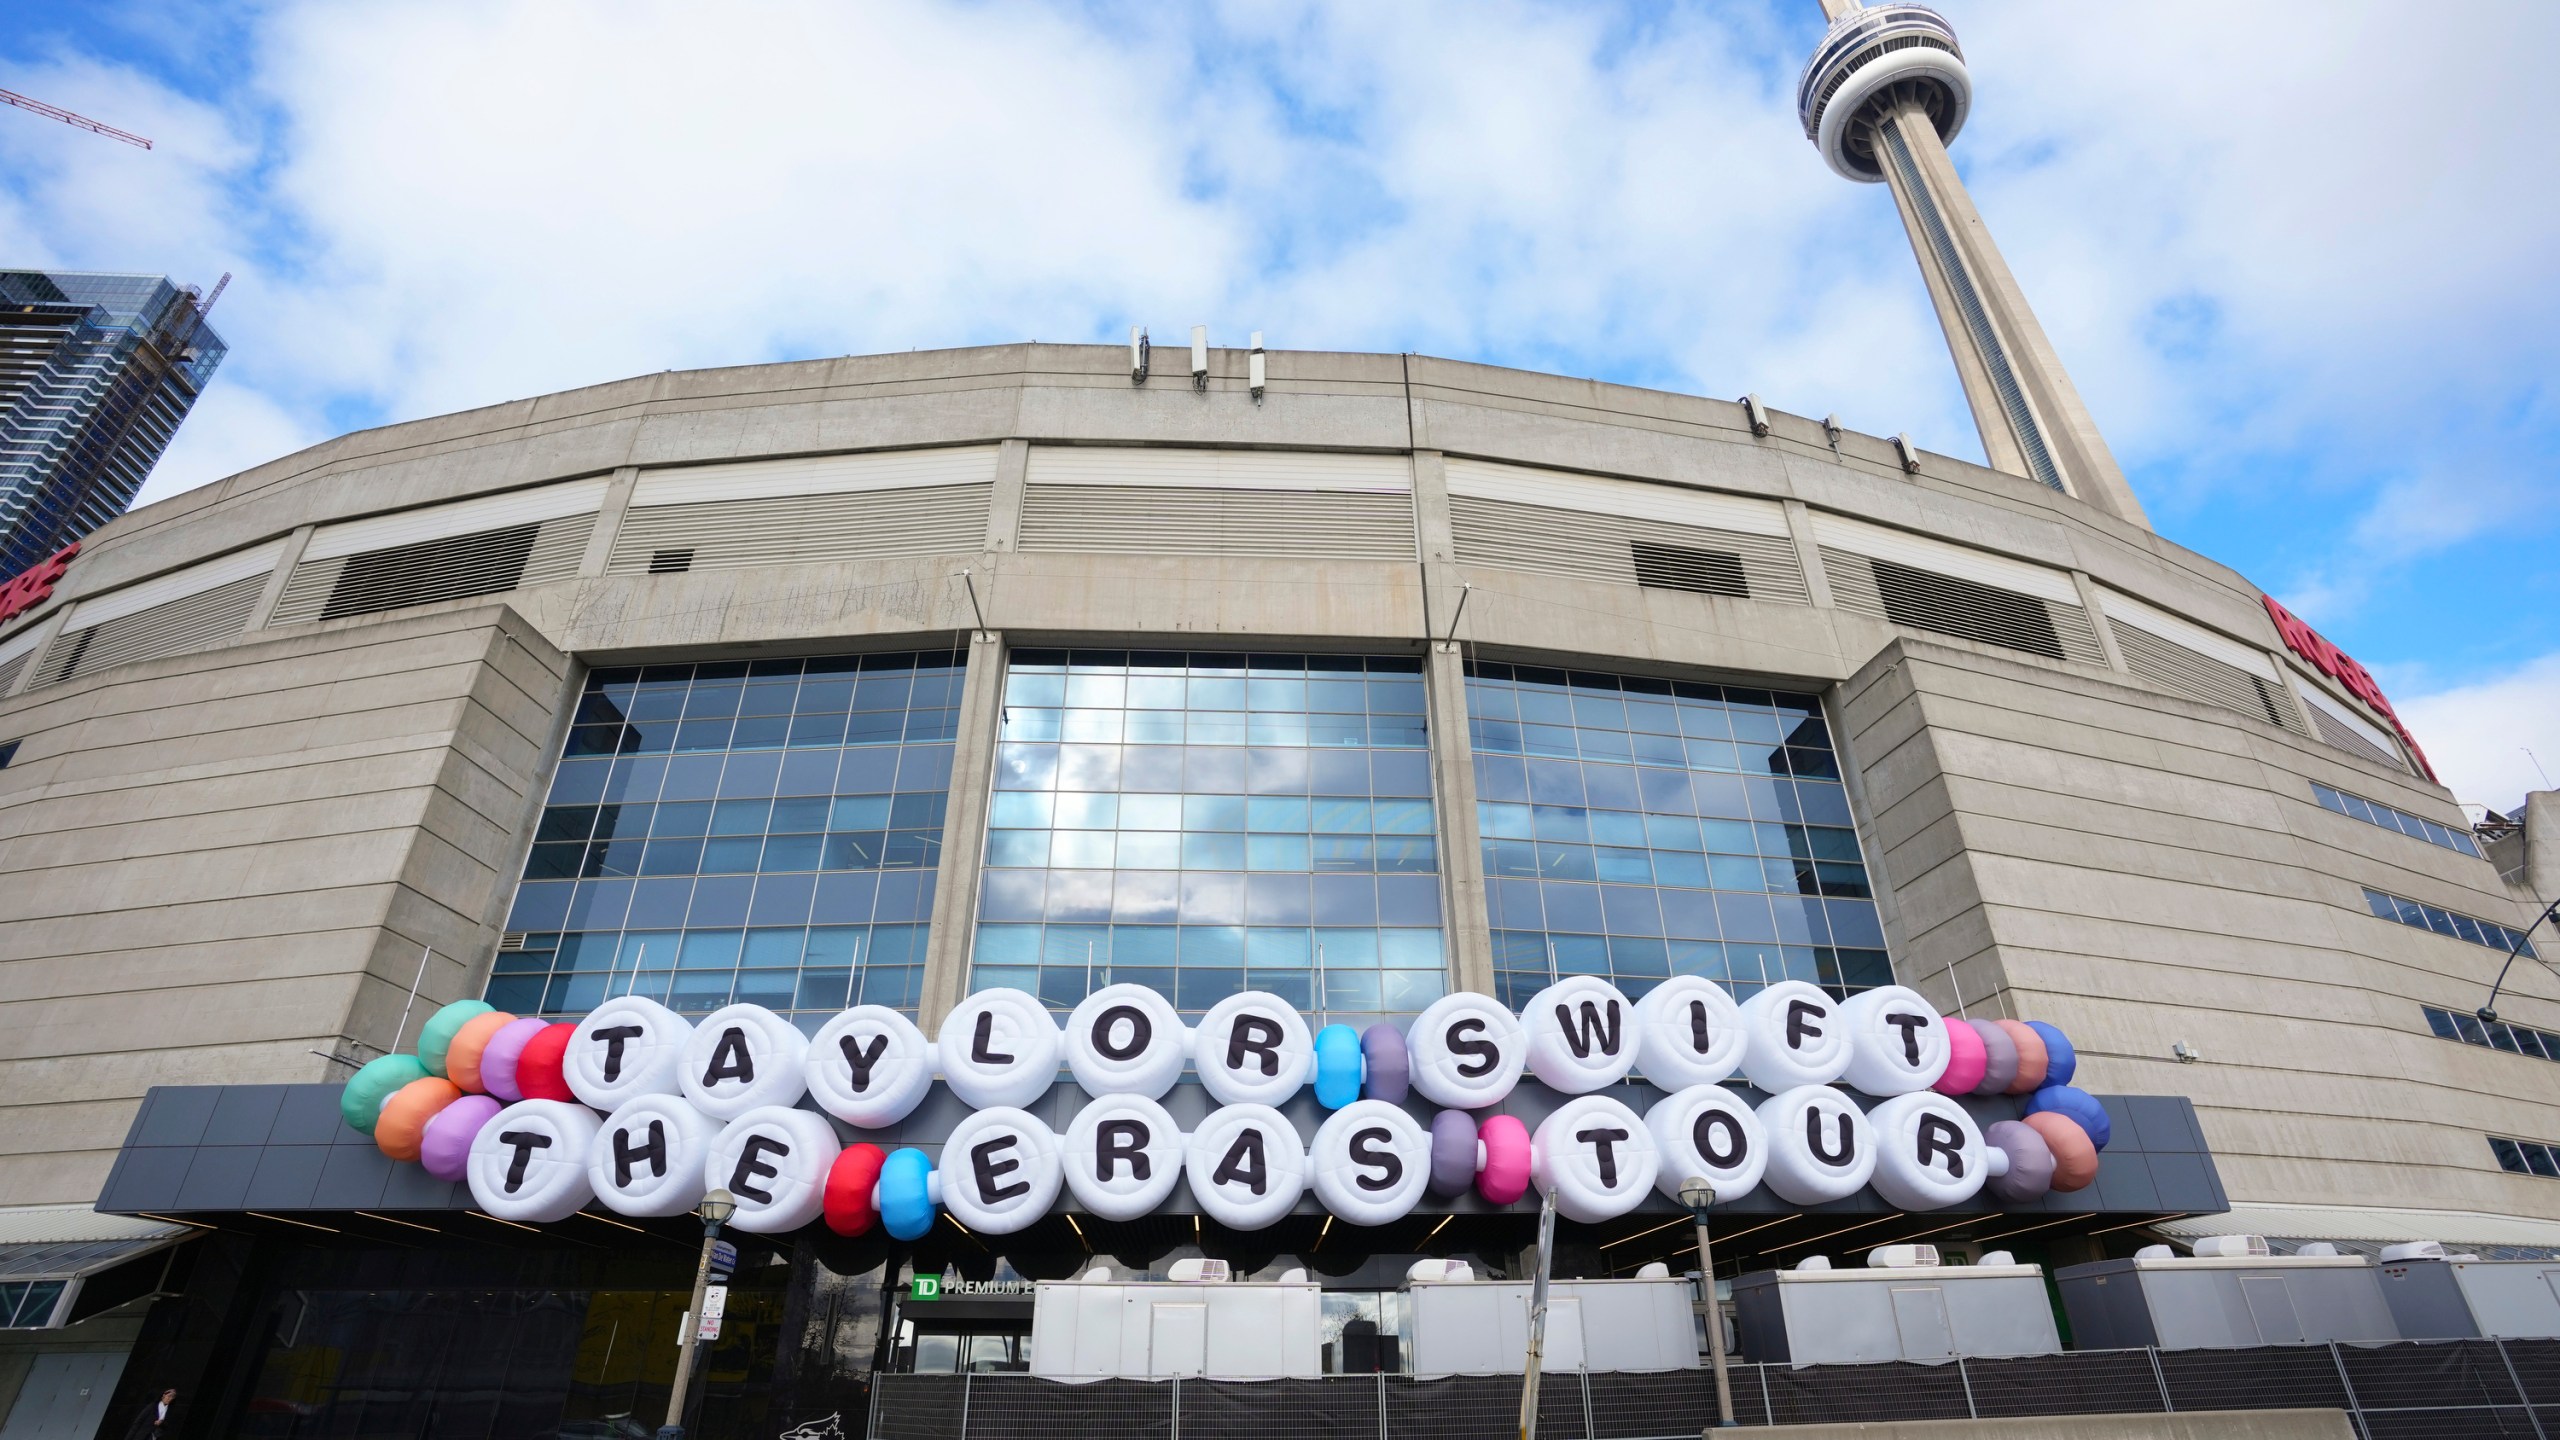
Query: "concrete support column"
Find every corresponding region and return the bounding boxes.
[918,628,1007,1029]
[247,524,316,631]
[1409,449,1456,565]
[984,439,1029,553]
[2070,570,2129,673]
[1782,500,1835,611]
[578,466,642,577]
[1426,638,1495,997]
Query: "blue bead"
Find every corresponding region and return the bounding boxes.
[878,1146,937,1240]
[2025,1021,2076,1087]
[1313,1024,1363,1110]
[2026,1084,2110,1150]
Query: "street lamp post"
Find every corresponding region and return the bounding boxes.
[1679,1176,1738,1430]
[658,1188,736,1440]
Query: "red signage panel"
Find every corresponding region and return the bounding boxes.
[2263,594,2436,782]
[0,543,77,627]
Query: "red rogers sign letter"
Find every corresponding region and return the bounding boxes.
[0,543,78,627]
[2263,594,2436,781]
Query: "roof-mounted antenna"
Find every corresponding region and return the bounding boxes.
[1130,327,1150,386]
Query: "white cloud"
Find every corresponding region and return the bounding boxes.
[137,383,327,506]
[2398,652,2560,815]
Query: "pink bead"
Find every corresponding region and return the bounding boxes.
[478,1016,551,1103]
[1935,1014,1987,1096]
[418,1095,501,1182]
[1477,1114,1531,1205]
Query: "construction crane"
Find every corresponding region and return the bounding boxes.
[0,87,152,149]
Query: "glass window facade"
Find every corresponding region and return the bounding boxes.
[2363,886,2540,959]
[2314,782,2484,858]
[493,651,962,1025]
[1466,662,1892,1008]
[970,649,1445,1024]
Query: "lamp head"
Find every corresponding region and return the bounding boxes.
[699,1188,737,1225]
[1679,1176,1716,1211]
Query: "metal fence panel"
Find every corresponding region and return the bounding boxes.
[2162,1345,2353,1412]
[1174,1378,1380,1440]
[2352,1407,2540,1439]
[1963,1350,2169,1418]
[1382,1375,1532,1440]
[959,1376,1173,1440]
[1581,1369,1721,1438]
[1762,1360,1972,1426]
[2340,1342,2527,1410]
[870,1375,968,1440]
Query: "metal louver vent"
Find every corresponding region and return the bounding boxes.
[1823,546,2104,666]
[1018,485,1416,561]
[270,513,594,626]
[2307,702,2404,770]
[606,484,991,574]
[2115,626,2310,735]
[1630,539,1748,597]
[0,649,31,697]
[34,574,265,684]
[1446,495,1809,604]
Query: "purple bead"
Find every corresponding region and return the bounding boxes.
[1428,1109,1477,1195]
[1361,1024,1411,1104]
[1967,1019,2018,1096]
[419,1095,501,1182]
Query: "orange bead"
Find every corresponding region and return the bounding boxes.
[445,1011,518,1094]
[1997,1019,2049,1094]
[375,1077,463,1162]
[2022,1111,2099,1192]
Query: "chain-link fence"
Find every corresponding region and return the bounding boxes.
[870,1338,2560,1440]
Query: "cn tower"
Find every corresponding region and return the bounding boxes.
[1799,2,2151,529]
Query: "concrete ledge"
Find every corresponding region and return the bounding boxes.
[1764,1410,2353,1439]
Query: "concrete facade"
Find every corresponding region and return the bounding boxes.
[0,343,2545,1246]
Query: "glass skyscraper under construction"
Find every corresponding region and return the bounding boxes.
[0,269,225,576]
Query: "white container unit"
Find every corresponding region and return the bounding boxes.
[1028,1277,1322,1380]
[1404,1277,1699,1378]
[1732,1262,2060,1366]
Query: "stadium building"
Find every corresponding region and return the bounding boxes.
[0,4,2551,1437]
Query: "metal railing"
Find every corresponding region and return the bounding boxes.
[868,1338,2560,1440]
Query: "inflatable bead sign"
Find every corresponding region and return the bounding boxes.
[479,1016,551,1104]
[1476,1114,1532,1204]
[341,1053,429,1135]
[1361,1025,1411,1103]
[468,1099,603,1223]
[1426,1110,1477,1196]
[1064,1093,1185,1221]
[938,987,1062,1109]
[807,1006,936,1129]
[1312,1025,1363,1109]
[1631,975,1746,1090]
[1837,987,1951,1097]
[417,999,494,1079]
[589,1093,718,1218]
[1194,991,1314,1106]
[1406,991,1526,1109]
[942,1107,1065,1236]
[1530,1095,1657,1224]
[1934,1016,1987,1097]
[564,996,693,1111]
[516,1022,579,1102]
[1065,984,1189,1099]
[1755,1085,1875,1206]
[419,1095,502,1183]
[707,1106,840,1234]
[1644,1084,1768,1204]
[2027,1021,2076,1087]
[1186,1103,1307,1230]
[1736,981,1853,1091]
[1995,1020,2049,1095]
[2025,1084,2110,1149]
[679,1003,811,1122]
[876,1147,937,1241]
[1309,1101,1430,1225]
[377,1077,463,1162]
[2021,1111,2098,1193]
[825,1143,889,1236]
[1983,1119,2057,1203]
[1966,1019,2018,1096]
[445,1010,517,1095]
[1523,977,1639,1094]
[1864,1091,1987,1212]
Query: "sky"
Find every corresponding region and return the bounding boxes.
[2,0,2554,814]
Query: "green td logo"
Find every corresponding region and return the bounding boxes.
[909,1276,941,1300]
